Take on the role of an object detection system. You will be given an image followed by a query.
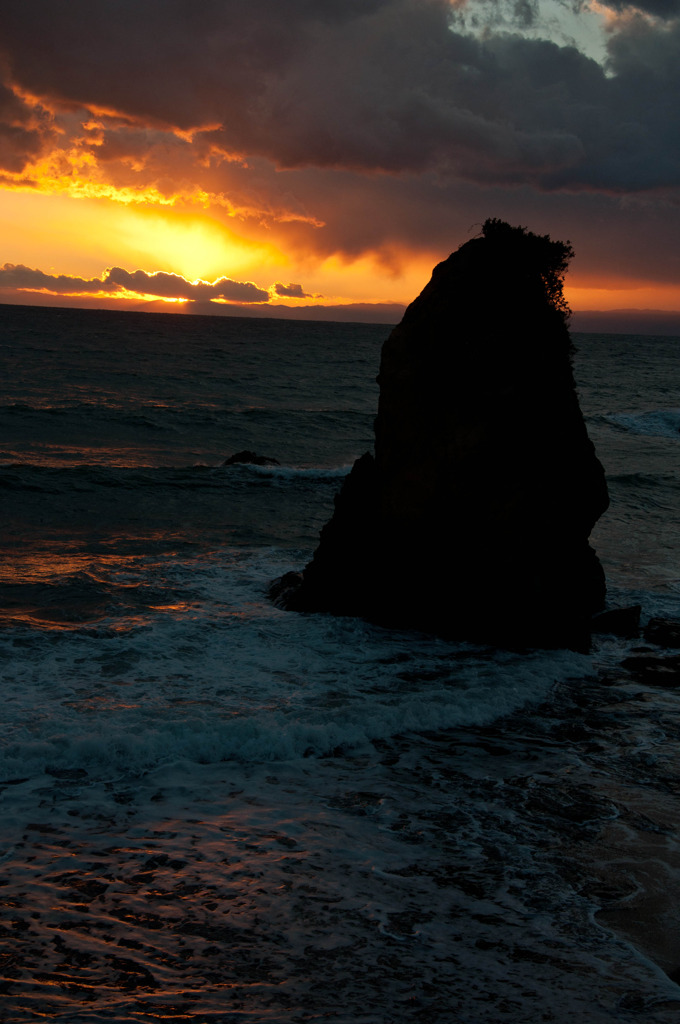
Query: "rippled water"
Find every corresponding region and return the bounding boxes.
[1,304,680,1022]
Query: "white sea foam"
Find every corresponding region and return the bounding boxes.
[220,461,353,479]
[0,548,589,780]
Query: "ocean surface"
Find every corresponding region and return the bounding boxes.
[1,302,679,1023]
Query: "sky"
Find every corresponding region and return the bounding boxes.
[1,0,679,324]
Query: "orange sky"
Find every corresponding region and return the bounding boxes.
[1,1,679,324]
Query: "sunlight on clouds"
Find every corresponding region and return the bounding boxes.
[4,178,678,315]
[539,0,610,64]
[3,151,206,207]
[116,208,288,282]
[450,0,610,65]
[0,186,288,287]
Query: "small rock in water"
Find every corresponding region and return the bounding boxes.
[591,606,641,638]
[223,450,280,467]
[643,617,680,649]
[269,571,304,608]
[621,653,680,687]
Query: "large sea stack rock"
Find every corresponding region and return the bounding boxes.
[276,219,609,650]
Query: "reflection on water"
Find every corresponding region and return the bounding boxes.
[0,540,192,632]
[2,444,193,468]
[0,549,127,584]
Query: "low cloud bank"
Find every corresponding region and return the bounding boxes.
[0,263,272,304]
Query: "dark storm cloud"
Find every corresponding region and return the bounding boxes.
[0,264,270,303]
[0,80,51,172]
[258,162,680,286]
[0,0,679,201]
[0,0,391,132]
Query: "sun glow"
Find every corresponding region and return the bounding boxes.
[0,184,289,288]
[117,208,287,283]
[3,159,678,319]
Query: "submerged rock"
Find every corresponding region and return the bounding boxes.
[620,653,680,687]
[592,606,641,639]
[643,618,680,649]
[274,219,609,650]
[223,450,280,467]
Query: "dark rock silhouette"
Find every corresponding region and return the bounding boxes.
[592,606,641,639]
[643,618,680,649]
[223,450,280,467]
[273,219,609,650]
[621,653,680,687]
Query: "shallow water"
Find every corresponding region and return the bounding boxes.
[4,666,680,1023]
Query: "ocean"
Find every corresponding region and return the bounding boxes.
[1,302,679,1023]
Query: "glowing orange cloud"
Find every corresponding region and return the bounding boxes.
[1,79,679,326]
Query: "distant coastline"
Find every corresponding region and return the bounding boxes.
[1,296,680,334]
[571,308,680,336]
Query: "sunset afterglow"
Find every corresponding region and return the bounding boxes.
[1,0,679,325]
